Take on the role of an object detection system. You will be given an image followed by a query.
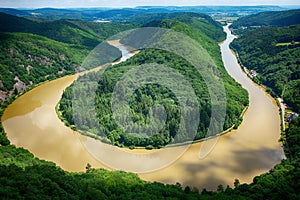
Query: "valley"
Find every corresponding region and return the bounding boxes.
[2,24,284,190]
[0,5,299,199]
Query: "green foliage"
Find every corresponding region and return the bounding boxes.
[0,32,89,93]
[0,98,238,199]
[233,117,300,199]
[59,17,248,148]
[286,116,300,159]
[142,18,225,70]
[231,9,300,34]
[133,12,226,42]
[0,164,84,199]
[0,12,138,48]
[1,97,300,199]
[0,108,10,146]
[0,145,52,168]
[0,13,136,101]
[231,25,300,112]
[1,10,299,199]
[0,37,298,200]
[0,119,9,146]
[0,134,9,146]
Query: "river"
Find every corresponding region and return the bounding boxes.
[2,25,284,190]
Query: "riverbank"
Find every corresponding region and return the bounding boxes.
[1,25,284,190]
[228,26,286,154]
[56,38,249,150]
[56,95,248,150]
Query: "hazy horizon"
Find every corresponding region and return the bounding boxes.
[0,0,299,9]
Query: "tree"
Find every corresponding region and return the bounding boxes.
[86,163,94,173]
[0,133,10,146]
[217,184,224,193]
[234,179,240,189]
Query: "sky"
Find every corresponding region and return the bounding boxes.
[0,0,299,8]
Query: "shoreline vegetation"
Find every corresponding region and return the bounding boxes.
[57,19,249,149]
[230,41,288,151]
[1,35,249,151]
[0,9,299,199]
[56,52,248,150]
[1,36,251,151]
[55,36,249,148]
[56,104,245,150]
[56,87,248,150]
[0,26,274,153]
[51,22,251,150]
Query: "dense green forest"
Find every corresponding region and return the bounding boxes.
[0,32,88,93]
[129,12,226,41]
[230,25,300,112]
[0,69,299,199]
[59,15,248,148]
[0,12,136,102]
[0,6,287,21]
[1,9,299,199]
[230,9,300,34]
[1,100,299,199]
[0,31,121,102]
[0,12,137,48]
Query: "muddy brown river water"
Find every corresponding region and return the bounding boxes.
[2,25,284,190]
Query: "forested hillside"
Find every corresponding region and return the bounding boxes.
[226,10,300,199]
[0,32,89,102]
[0,6,287,21]
[0,12,137,48]
[59,14,248,148]
[1,101,299,199]
[231,25,300,112]
[130,12,223,40]
[1,8,299,199]
[230,9,300,33]
[0,12,136,102]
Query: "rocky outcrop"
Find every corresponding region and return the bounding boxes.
[13,76,27,93]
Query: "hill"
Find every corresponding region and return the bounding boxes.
[1,102,299,199]
[59,14,249,148]
[139,12,225,44]
[0,9,299,199]
[0,12,137,48]
[231,9,300,33]
[231,25,300,112]
[0,12,136,102]
[0,32,89,102]
[0,6,288,22]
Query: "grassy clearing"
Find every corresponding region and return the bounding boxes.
[276,41,299,46]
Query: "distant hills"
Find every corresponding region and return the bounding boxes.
[0,7,299,200]
[231,9,300,33]
[0,6,288,21]
[0,10,230,103]
[0,12,136,48]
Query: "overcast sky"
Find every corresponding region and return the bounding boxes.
[0,0,299,8]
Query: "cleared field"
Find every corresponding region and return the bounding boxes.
[276,41,299,46]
